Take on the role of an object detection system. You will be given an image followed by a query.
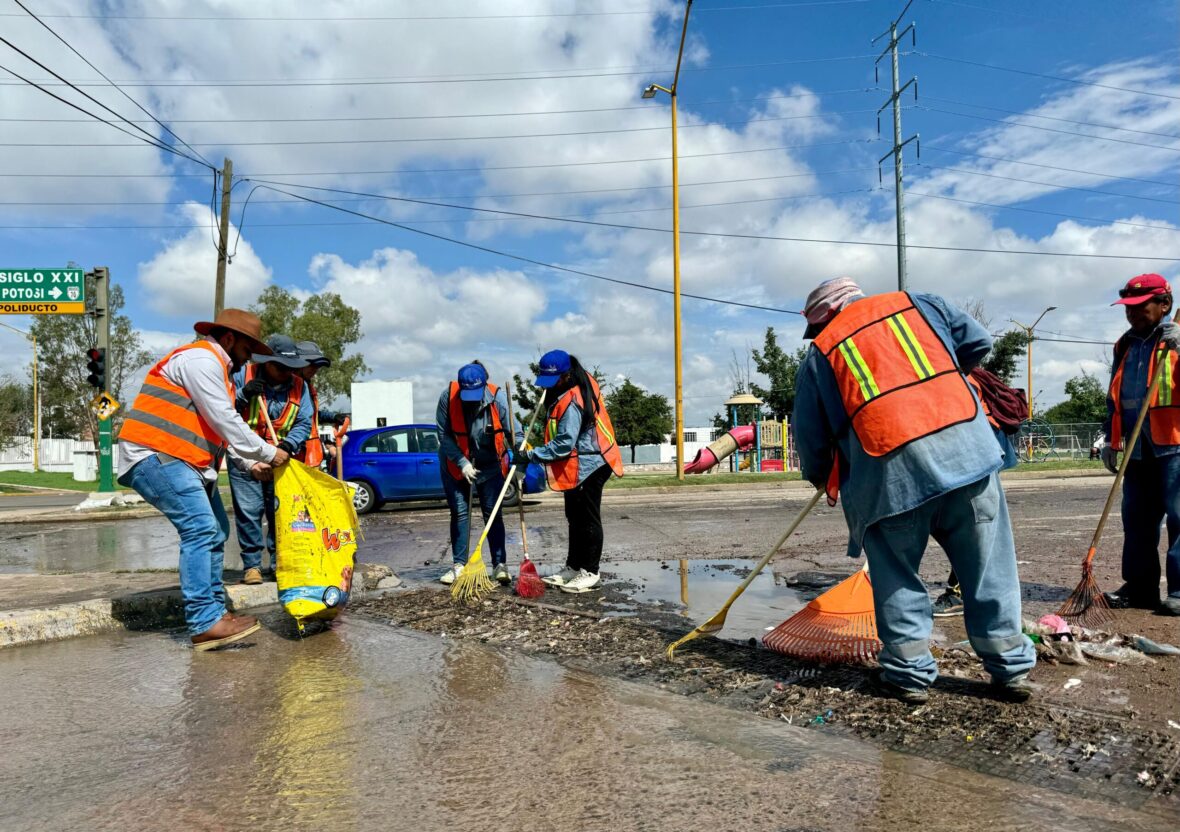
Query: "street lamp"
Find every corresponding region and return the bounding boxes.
[1011,305,1057,459]
[643,0,693,480]
[0,320,40,472]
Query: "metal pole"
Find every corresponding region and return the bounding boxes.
[214,158,233,317]
[671,91,685,481]
[31,334,39,472]
[94,267,114,492]
[889,24,907,292]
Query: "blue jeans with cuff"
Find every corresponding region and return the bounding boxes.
[1121,443,1180,599]
[228,465,276,572]
[442,471,507,566]
[119,454,229,636]
[862,472,1035,691]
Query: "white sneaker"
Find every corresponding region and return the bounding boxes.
[542,566,579,587]
[559,569,601,594]
[439,564,463,585]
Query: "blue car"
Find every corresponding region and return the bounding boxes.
[341,423,547,514]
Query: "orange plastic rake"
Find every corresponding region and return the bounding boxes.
[763,563,881,664]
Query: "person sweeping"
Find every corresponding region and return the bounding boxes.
[516,350,623,594]
[793,277,1035,703]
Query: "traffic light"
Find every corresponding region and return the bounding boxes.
[86,347,106,390]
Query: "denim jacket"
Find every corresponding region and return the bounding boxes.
[793,293,1004,556]
[436,386,522,484]
[231,366,313,453]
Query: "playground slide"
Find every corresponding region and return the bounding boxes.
[684,425,756,474]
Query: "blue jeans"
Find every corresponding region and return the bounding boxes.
[119,455,229,636]
[1121,444,1180,598]
[228,465,276,571]
[862,472,1035,690]
[442,472,507,566]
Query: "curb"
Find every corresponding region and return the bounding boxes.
[0,565,402,650]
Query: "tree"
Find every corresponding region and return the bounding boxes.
[1043,371,1108,424]
[605,378,673,463]
[30,277,152,440]
[250,286,368,403]
[981,330,1031,385]
[750,327,808,420]
[0,377,32,449]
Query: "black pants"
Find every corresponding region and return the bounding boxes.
[562,463,612,574]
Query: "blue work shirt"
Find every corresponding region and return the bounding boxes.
[232,366,313,452]
[1105,326,1180,460]
[436,386,521,485]
[529,396,607,487]
[793,293,1004,557]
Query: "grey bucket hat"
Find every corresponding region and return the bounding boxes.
[252,333,309,369]
[295,340,331,368]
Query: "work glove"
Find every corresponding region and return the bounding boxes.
[1160,321,1180,351]
[241,379,266,399]
[277,439,297,455]
[1099,442,1119,475]
[510,446,532,468]
[461,462,479,484]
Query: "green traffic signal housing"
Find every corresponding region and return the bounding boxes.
[86,347,106,390]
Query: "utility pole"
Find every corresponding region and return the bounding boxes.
[92,267,115,493]
[1011,306,1056,460]
[214,157,233,317]
[874,0,918,292]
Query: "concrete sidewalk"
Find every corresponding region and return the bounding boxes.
[0,563,402,650]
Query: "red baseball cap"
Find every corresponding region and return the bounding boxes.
[1113,273,1172,306]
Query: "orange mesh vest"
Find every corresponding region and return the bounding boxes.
[296,383,325,467]
[445,381,509,480]
[118,341,234,469]
[242,364,305,442]
[544,375,624,491]
[814,292,979,457]
[1108,337,1180,450]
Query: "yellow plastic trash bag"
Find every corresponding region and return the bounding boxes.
[274,459,360,629]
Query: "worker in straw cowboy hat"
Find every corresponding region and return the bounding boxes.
[792,277,1035,704]
[117,309,290,651]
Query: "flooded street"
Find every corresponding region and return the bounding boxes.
[0,609,1166,832]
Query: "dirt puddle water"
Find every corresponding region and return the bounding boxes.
[0,608,1170,831]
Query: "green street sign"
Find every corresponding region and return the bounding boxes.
[0,268,86,314]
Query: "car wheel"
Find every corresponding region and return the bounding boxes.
[351,481,378,514]
[501,480,520,508]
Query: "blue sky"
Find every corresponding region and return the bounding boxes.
[1,0,1177,421]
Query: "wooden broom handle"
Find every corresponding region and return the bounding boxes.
[505,380,530,557]
[1084,310,1180,565]
[256,395,280,445]
[468,392,545,557]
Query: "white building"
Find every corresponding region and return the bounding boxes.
[350,380,414,429]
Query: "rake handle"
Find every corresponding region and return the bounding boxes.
[504,380,530,558]
[719,488,824,609]
[256,395,280,445]
[1084,312,1179,566]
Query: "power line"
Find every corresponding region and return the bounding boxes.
[921,95,1180,141]
[0,2,871,21]
[921,147,1180,189]
[244,177,1180,261]
[0,110,895,148]
[918,52,1180,102]
[0,87,881,124]
[905,190,1180,234]
[920,106,1180,152]
[916,163,1180,205]
[9,0,213,168]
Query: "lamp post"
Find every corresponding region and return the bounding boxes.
[1011,306,1056,459]
[643,0,693,480]
[0,320,40,472]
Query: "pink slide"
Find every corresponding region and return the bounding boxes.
[684,425,756,474]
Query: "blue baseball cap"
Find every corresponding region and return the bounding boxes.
[457,363,488,401]
[535,349,571,388]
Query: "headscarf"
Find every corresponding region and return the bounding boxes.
[802,277,864,339]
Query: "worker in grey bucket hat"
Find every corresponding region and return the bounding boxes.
[294,340,344,470]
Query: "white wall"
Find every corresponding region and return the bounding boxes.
[350,380,414,429]
[0,438,120,473]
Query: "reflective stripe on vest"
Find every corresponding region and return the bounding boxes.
[1108,338,1180,450]
[814,292,979,457]
[243,364,304,442]
[117,341,233,469]
[444,381,508,480]
[543,375,624,491]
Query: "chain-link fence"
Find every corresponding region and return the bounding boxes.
[1017,421,1104,462]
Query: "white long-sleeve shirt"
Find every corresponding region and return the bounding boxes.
[118,338,277,482]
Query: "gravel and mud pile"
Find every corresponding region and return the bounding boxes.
[354,583,1180,812]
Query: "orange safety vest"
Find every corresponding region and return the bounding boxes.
[965,373,1001,431]
[242,364,305,443]
[814,292,978,457]
[444,381,509,480]
[296,383,325,467]
[118,341,234,469]
[543,375,624,491]
[1108,336,1180,450]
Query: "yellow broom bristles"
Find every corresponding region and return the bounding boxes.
[451,548,496,603]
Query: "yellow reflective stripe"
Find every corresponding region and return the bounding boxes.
[1159,349,1173,407]
[596,417,615,448]
[838,338,880,402]
[887,314,934,379]
[547,418,557,440]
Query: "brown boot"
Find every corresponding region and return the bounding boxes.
[191,612,261,652]
[241,567,263,585]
